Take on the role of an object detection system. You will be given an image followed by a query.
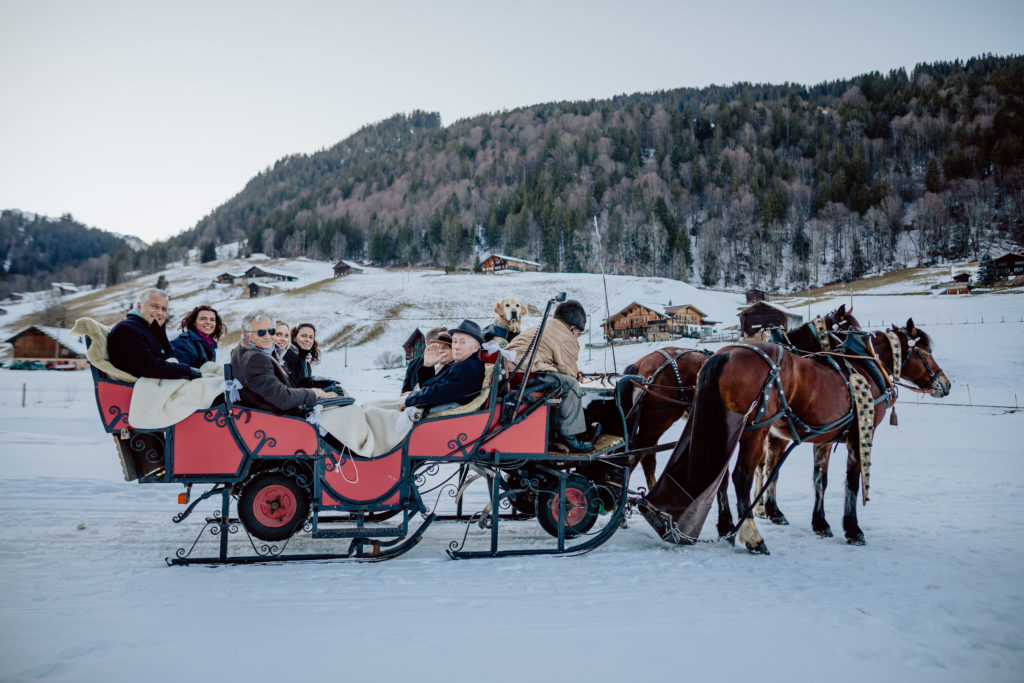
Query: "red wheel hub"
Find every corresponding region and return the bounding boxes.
[549,487,588,527]
[252,484,298,527]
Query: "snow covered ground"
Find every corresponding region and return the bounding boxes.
[0,269,1022,682]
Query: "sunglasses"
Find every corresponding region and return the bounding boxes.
[250,327,276,337]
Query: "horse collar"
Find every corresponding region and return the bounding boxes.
[884,330,902,379]
[812,316,831,351]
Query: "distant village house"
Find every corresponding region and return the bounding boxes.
[994,253,1024,280]
[739,301,803,338]
[403,329,425,361]
[249,283,276,298]
[215,273,239,285]
[745,288,769,304]
[603,302,713,342]
[51,282,79,296]
[4,326,88,369]
[480,254,541,273]
[243,266,297,282]
[333,260,364,277]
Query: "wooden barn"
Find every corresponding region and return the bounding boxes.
[994,253,1024,280]
[333,260,364,277]
[243,266,297,282]
[745,288,768,304]
[215,272,239,284]
[248,283,276,298]
[480,254,541,273]
[4,326,88,369]
[952,272,971,283]
[403,329,425,361]
[602,303,669,341]
[945,283,970,295]
[739,302,803,338]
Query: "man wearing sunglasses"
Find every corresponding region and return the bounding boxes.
[230,310,337,414]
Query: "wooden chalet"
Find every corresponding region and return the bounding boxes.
[333,260,364,277]
[480,254,541,273]
[952,272,971,283]
[249,283,276,298]
[403,329,425,361]
[944,283,970,295]
[739,301,803,338]
[664,304,711,336]
[602,303,669,341]
[4,326,88,369]
[994,253,1024,280]
[243,266,297,282]
[51,282,79,296]
[0,307,6,316]
[215,272,239,285]
[745,288,768,304]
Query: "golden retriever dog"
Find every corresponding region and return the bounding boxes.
[484,296,526,347]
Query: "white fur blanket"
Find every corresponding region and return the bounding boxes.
[127,362,226,428]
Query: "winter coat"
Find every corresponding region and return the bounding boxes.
[401,355,438,393]
[404,353,484,409]
[504,319,580,377]
[282,345,312,387]
[107,314,199,381]
[169,329,217,369]
[230,344,316,414]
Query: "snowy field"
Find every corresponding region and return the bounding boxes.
[1,276,1022,682]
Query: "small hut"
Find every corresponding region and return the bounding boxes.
[215,273,239,285]
[243,266,297,282]
[333,260,364,277]
[480,254,541,273]
[249,283,276,298]
[745,288,768,304]
[739,302,803,338]
[403,329,425,361]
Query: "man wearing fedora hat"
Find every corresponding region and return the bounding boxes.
[401,320,485,412]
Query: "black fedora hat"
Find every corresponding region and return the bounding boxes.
[448,319,484,344]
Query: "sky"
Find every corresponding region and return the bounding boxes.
[1,0,1022,245]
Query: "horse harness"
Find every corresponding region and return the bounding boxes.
[638,348,713,408]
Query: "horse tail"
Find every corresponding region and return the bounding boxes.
[619,363,641,440]
[687,353,733,483]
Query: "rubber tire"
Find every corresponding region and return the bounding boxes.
[238,473,310,542]
[535,474,599,539]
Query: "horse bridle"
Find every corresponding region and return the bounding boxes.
[900,332,944,394]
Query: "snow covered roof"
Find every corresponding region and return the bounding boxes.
[485,254,541,267]
[5,326,89,356]
[741,300,803,317]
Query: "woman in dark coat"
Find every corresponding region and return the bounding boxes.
[282,322,320,386]
[169,305,227,369]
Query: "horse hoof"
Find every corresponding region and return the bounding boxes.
[815,527,833,538]
[846,534,865,546]
[768,514,789,526]
[746,540,770,555]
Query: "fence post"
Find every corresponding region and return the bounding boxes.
[966,383,972,407]
[22,383,26,408]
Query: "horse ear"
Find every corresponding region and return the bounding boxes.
[838,304,846,316]
[906,318,916,335]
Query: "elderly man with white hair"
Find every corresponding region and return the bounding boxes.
[230,310,337,413]
[107,287,201,380]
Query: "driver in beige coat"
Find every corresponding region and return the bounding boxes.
[504,300,593,452]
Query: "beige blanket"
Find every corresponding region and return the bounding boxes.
[127,363,225,428]
[316,402,414,457]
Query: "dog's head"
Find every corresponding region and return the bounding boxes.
[493,296,526,333]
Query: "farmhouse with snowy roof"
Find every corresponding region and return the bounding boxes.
[243,266,297,282]
[480,254,540,273]
[5,325,88,369]
[333,260,364,277]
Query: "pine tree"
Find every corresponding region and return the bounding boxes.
[977,252,996,285]
[155,274,168,291]
[200,241,217,263]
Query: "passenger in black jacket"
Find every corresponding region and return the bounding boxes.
[282,322,320,386]
[401,327,451,393]
[107,288,200,380]
[169,305,226,369]
[401,320,485,411]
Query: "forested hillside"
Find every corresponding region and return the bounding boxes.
[0,211,136,299]
[156,55,1024,289]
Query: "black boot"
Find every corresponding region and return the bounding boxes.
[562,434,594,453]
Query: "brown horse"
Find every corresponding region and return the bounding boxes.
[622,347,711,489]
[642,320,950,553]
[623,305,860,498]
[754,304,862,527]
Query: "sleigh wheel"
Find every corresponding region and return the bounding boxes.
[238,473,310,542]
[536,474,598,539]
